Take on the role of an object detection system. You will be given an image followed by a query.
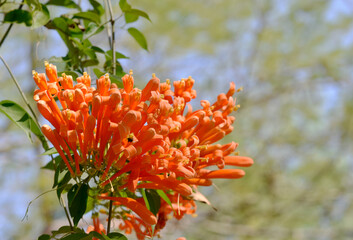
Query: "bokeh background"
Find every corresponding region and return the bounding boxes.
[1,0,353,239]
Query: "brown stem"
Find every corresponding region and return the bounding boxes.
[107,192,113,234]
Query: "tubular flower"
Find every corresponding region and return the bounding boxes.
[33,63,253,239]
[87,216,106,240]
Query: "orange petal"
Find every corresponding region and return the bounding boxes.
[99,196,157,225]
[141,76,160,101]
[181,178,212,186]
[224,156,253,167]
[182,116,199,132]
[41,125,74,176]
[37,100,60,129]
[200,169,245,179]
[33,72,48,90]
[122,73,134,93]
[92,95,102,118]
[96,74,111,96]
[45,62,58,83]
[201,129,225,145]
[226,82,236,98]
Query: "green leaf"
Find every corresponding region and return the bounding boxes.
[41,147,58,156]
[4,9,32,26]
[119,0,131,12]
[25,0,41,10]
[91,46,105,54]
[47,17,69,34]
[42,155,66,171]
[67,20,84,40]
[127,28,148,51]
[41,159,55,170]
[46,0,80,9]
[32,4,50,28]
[50,225,84,238]
[106,233,128,240]
[0,100,42,143]
[84,23,104,39]
[89,0,104,16]
[106,50,129,59]
[156,189,173,209]
[125,12,138,24]
[103,51,125,78]
[56,170,71,197]
[93,68,105,78]
[87,232,106,240]
[83,38,93,48]
[141,188,150,211]
[82,59,99,67]
[125,9,151,23]
[58,71,79,80]
[73,12,100,24]
[55,155,67,171]
[145,190,161,216]
[85,196,95,214]
[53,164,60,187]
[80,235,95,240]
[84,48,97,60]
[61,233,89,240]
[118,191,128,198]
[85,188,98,213]
[110,74,124,88]
[38,234,50,240]
[71,38,85,50]
[68,183,89,226]
[50,226,87,239]
[53,225,72,234]
[46,18,80,69]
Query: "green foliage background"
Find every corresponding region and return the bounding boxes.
[0,0,353,239]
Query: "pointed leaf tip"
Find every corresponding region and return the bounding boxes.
[127,27,148,51]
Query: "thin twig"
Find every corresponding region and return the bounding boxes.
[0,0,25,47]
[22,188,57,221]
[84,14,123,40]
[107,192,113,234]
[0,54,52,151]
[103,0,112,48]
[61,196,74,230]
[0,55,39,124]
[107,0,116,75]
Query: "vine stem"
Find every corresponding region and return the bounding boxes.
[106,0,116,75]
[0,0,25,48]
[0,54,53,152]
[0,55,39,124]
[107,192,113,234]
[61,196,74,230]
[3,52,49,146]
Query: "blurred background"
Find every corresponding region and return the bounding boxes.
[1,0,353,239]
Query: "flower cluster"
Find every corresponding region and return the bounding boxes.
[33,63,253,239]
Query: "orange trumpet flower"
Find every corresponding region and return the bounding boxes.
[33,63,253,239]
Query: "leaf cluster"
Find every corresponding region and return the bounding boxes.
[37,225,127,240]
[1,0,149,79]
